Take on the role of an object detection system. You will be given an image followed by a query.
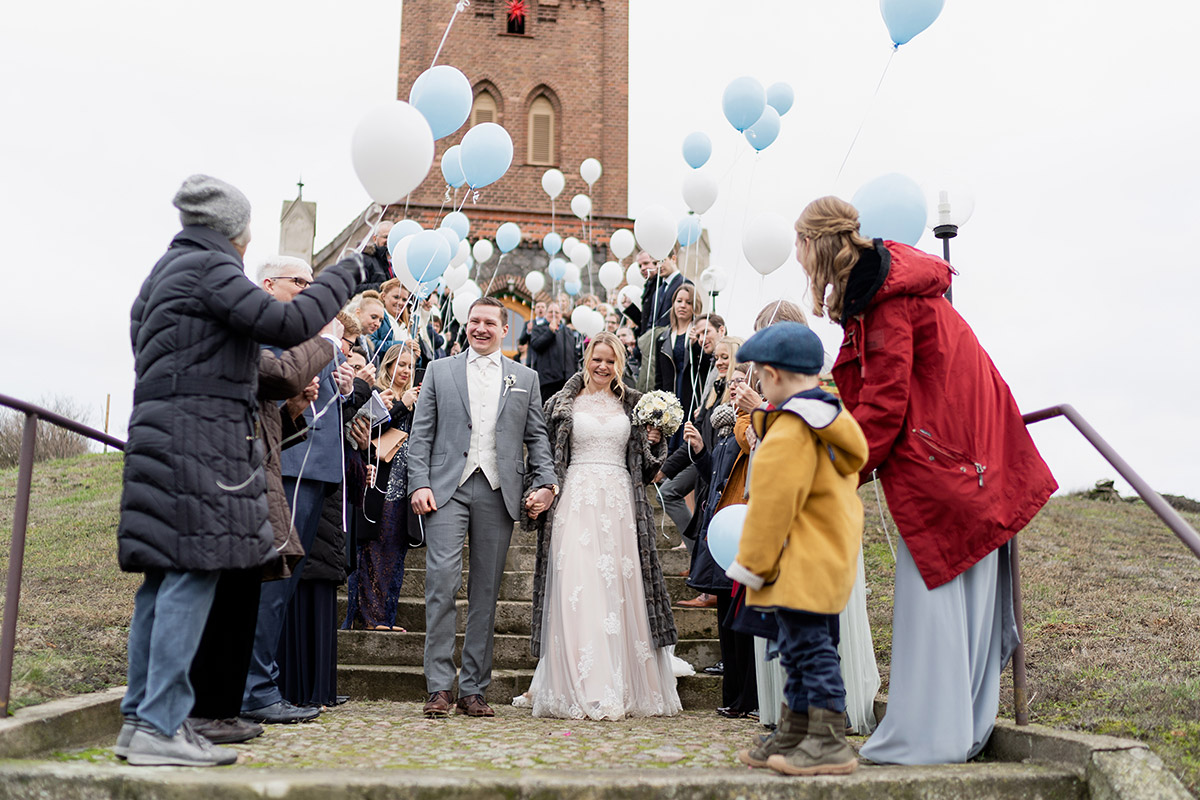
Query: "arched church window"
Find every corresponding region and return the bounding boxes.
[472,92,498,127]
[528,95,554,165]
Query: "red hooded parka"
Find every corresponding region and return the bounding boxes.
[831,240,1057,589]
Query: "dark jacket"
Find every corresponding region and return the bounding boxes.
[625,272,689,335]
[354,244,391,295]
[686,416,741,594]
[304,485,347,583]
[526,373,677,658]
[832,240,1057,588]
[258,338,335,581]
[528,321,581,386]
[653,328,711,426]
[118,226,358,573]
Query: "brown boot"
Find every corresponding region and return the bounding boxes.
[737,704,807,768]
[766,706,858,776]
[423,691,454,718]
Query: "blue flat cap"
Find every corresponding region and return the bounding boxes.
[737,321,824,375]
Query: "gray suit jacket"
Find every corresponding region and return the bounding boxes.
[408,351,557,520]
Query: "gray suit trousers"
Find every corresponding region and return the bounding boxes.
[423,471,514,697]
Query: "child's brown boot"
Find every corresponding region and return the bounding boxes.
[766,706,858,776]
[737,704,806,768]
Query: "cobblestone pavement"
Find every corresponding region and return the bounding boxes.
[64,702,871,772]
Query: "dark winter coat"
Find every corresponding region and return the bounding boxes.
[831,239,1057,588]
[258,337,336,581]
[303,485,347,583]
[118,225,358,573]
[526,372,677,658]
[528,322,582,386]
[354,244,391,295]
[686,429,741,594]
[653,328,711,427]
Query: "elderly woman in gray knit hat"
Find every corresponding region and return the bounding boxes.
[115,175,367,767]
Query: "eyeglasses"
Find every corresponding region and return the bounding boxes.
[341,337,356,348]
[274,276,311,289]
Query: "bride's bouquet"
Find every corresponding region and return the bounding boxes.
[633,390,685,436]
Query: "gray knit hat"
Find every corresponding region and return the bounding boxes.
[172,174,251,239]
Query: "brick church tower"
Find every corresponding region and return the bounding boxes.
[318,0,634,349]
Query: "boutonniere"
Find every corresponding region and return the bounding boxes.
[503,374,517,394]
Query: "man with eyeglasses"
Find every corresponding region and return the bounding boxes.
[259,259,314,301]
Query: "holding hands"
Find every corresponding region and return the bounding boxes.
[524,486,556,519]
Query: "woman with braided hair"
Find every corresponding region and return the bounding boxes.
[792,196,1056,764]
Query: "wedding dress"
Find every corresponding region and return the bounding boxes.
[528,391,682,720]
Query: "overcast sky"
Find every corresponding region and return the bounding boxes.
[2,1,1197,500]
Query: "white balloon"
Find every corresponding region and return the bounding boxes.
[563,262,582,284]
[457,280,482,299]
[598,261,623,291]
[742,212,795,275]
[682,171,718,215]
[699,266,730,293]
[450,239,471,268]
[569,242,592,268]
[391,237,421,293]
[443,263,468,290]
[525,270,546,295]
[625,263,645,289]
[541,169,565,200]
[351,101,435,204]
[634,205,676,260]
[472,239,494,263]
[580,158,602,186]
[584,308,606,337]
[562,236,580,256]
[570,193,592,220]
[618,285,643,310]
[570,306,592,333]
[609,228,635,260]
[452,293,474,325]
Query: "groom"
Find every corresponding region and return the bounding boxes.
[408,296,558,718]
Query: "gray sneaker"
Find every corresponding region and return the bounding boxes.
[125,724,238,767]
[114,715,144,759]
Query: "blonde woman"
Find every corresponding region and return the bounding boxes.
[343,344,420,632]
[522,332,680,720]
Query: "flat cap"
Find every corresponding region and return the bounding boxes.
[737,321,824,375]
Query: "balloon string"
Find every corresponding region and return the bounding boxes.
[834,47,897,188]
[483,252,506,295]
[431,1,469,68]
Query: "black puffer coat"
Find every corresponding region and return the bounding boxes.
[117,225,359,573]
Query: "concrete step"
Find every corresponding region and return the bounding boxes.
[337,630,720,671]
[399,544,694,575]
[382,569,698,604]
[337,665,724,710]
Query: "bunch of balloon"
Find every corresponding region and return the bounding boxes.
[577,158,601,293]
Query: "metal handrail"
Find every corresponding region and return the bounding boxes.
[1010,403,1200,725]
[0,393,125,716]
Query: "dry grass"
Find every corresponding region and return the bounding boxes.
[0,397,95,469]
[1,455,1198,792]
[862,486,1200,795]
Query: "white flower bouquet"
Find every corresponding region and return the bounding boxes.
[633,390,685,436]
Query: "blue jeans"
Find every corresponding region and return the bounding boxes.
[775,608,846,714]
[121,570,220,736]
[242,477,328,710]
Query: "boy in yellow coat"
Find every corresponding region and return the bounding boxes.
[724,322,868,777]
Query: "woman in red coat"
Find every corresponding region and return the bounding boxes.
[794,196,1056,764]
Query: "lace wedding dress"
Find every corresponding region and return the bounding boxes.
[528,391,682,720]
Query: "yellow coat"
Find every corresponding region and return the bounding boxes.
[726,394,869,615]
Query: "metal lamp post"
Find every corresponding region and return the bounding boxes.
[929,187,974,306]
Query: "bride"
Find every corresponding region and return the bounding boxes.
[520,331,682,720]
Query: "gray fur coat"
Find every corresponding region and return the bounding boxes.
[525,372,677,658]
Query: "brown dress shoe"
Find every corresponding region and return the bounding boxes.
[423,691,454,718]
[455,694,495,717]
[678,593,718,608]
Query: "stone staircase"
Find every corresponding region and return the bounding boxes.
[336,509,725,709]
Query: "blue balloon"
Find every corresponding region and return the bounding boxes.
[408,65,472,140]
[852,173,927,246]
[436,226,460,251]
[677,216,702,248]
[880,0,945,46]
[682,132,712,169]
[766,82,794,116]
[744,107,781,152]
[707,504,748,572]
[722,76,767,133]
[440,210,470,240]
[564,279,581,296]
[459,122,514,190]
[543,232,562,256]
[387,219,422,254]
[547,258,567,280]
[406,230,452,284]
[496,222,521,253]
[440,145,466,188]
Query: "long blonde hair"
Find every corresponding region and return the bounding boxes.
[707,336,745,407]
[795,196,874,323]
[375,343,415,394]
[581,331,627,399]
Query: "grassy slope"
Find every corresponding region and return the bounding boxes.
[0,454,1198,791]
